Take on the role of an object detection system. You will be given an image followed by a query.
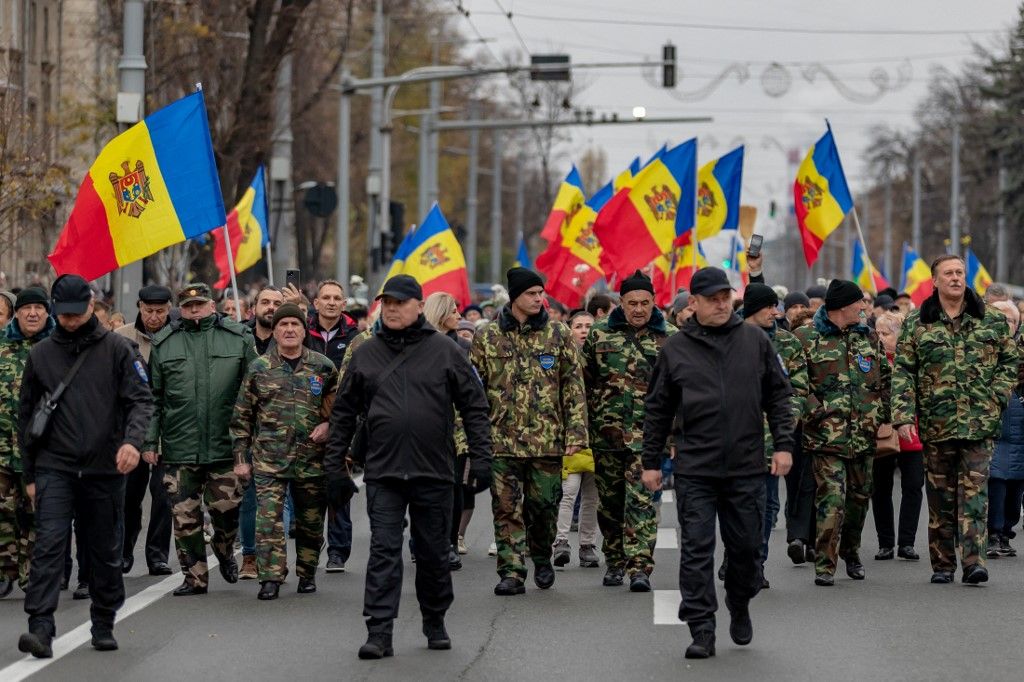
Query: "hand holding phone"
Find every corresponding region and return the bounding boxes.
[747,234,763,259]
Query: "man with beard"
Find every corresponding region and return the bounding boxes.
[248,287,285,356]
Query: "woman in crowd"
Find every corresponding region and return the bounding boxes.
[871,310,924,562]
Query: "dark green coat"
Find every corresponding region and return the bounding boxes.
[144,314,257,464]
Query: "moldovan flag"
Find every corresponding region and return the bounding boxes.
[965,247,993,295]
[213,165,269,288]
[49,92,225,280]
[514,236,533,269]
[900,243,933,306]
[593,139,697,281]
[652,242,707,307]
[401,203,472,307]
[695,146,744,242]
[614,156,641,190]
[852,240,889,295]
[728,232,749,289]
[794,124,853,267]
[540,166,585,243]
[536,181,611,307]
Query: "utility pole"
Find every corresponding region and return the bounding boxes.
[514,148,525,252]
[270,54,295,282]
[950,121,961,257]
[114,0,147,310]
[417,113,430,221]
[490,131,503,283]
[427,41,441,209]
[997,161,1008,282]
[911,154,922,254]
[336,68,351,283]
[365,0,385,280]
[883,180,893,284]
[465,101,480,281]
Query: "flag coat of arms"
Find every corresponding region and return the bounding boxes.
[49,92,225,280]
[396,203,471,307]
[794,125,853,267]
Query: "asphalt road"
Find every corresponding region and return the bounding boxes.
[2,476,1024,681]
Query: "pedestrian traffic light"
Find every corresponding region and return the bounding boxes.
[381,201,405,262]
[662,43,676,88]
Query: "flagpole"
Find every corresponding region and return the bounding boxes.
[221,225,242,322]
[850,207,878,295]
[264,242,275,286]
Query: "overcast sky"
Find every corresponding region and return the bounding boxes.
[452,0,1021,254]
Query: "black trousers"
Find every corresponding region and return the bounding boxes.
[784,435,816,544]
[364,479,454,633]
[871,452,925,548]
[675,474,765,632]
[26,469,126,637]
[123,461,172,566]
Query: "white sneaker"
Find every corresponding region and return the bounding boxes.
[487,542,497,556]
[457,536,468,555]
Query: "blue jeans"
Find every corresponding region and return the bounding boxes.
[328,502,352,561]
[762,473,780,562]
[241,481,295,556]
[988,477,1024,537]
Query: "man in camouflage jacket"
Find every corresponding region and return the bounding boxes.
[231,304,338,600]
[0,288,53,596]
[582,271,674,592]
[891,255,1018,585]
[470,267,588,596]
[789,280,890,586]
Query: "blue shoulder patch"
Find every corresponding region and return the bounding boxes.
[538,354,556,370]
[133,359,149,383]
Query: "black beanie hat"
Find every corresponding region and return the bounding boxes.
[619,269,655,297]
[742,283,778,318]
[506,267,544,303]
[272,303,307,329]
[15,286,49,311]
[825,279,863,311]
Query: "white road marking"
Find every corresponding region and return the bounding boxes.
[656,528,679,550]
[653,590,684,625]
[661,490,674,505]
[0,473,365,680]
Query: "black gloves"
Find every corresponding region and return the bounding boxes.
[327,475,360,510]
[469,459,492,489]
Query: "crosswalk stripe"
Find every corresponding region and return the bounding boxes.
[656,527,678,550]
[653,590,684,625]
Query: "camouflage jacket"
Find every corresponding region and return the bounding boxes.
[231,346,338,478]
[762,322,805,458]
[0,317,55,472]
[470,305,588,457]
[582,306,676,453]
[789,307,891,458]
[892,289,1018,443]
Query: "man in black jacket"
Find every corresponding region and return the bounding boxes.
[16,275,153,658]
[641,267,794,660]
[326,275,492,660]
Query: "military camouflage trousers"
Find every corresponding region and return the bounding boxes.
[594,450,656,577]
[0,467,33,587]
[491,456,563,580]
[811,452,873,576]
[923,439,991,573]
[254,474,326,582]
[163,463,242,589]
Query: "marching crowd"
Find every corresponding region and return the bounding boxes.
[0,246,1020,662]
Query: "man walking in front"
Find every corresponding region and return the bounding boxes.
[327,275,492,659]
[143,283,256,596]
[16,275,153,657]
[891,254,1018,584]
[471,267,588,596]
[582,270,675,592]
[641,267,794,659]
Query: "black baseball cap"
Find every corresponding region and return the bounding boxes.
[50,274,93,315]
[375,274,423,302]
[689,268,734,297]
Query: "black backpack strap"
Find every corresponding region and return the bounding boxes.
[48,346,93,405]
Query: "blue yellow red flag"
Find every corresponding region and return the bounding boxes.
[852,240,889,295]
[540,166,585,243]
[213,165,269,288]
[965,247,993,295]
[696,147,743,242]
[49,91,225,280]
[593,139,698,280]
[514,236,533,269]
[900,242,934,306]
[794,124,854,267]
[400,203,471,307]
[536,181,610,306]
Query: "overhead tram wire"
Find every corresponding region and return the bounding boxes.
[466,10,1005,37]
[448,0,503,64]
[492,0,531,55]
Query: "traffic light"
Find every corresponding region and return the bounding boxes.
[662,43,676,88]
[382,201,405,262]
